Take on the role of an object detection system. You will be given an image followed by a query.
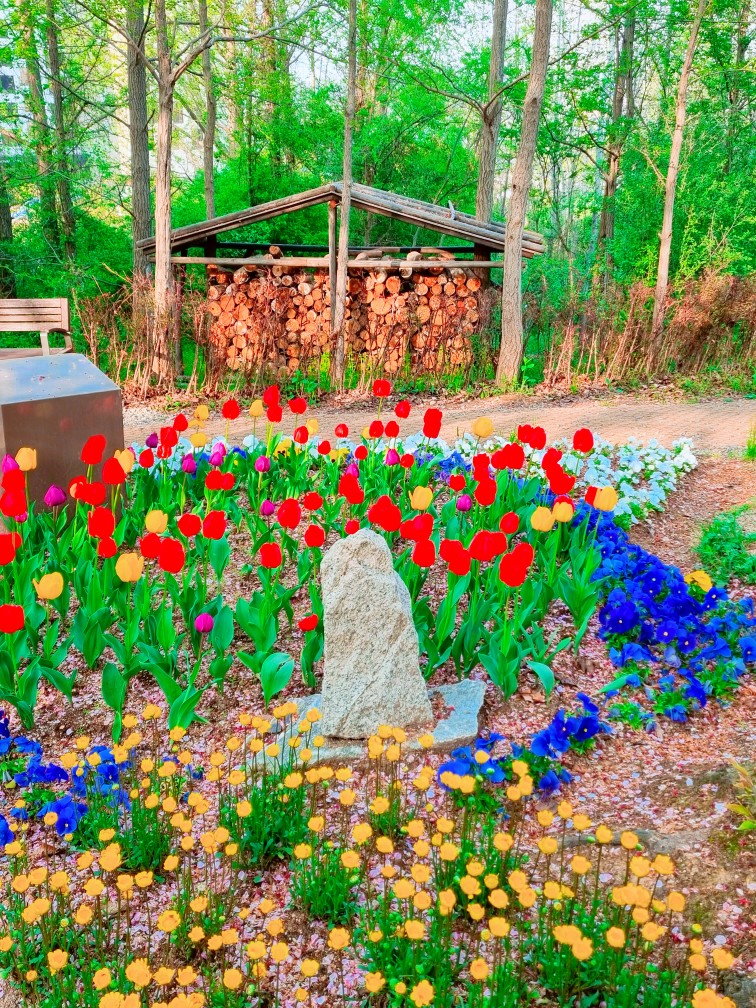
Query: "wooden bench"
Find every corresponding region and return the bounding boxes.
[0,298,73,359]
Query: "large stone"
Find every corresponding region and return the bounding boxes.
[318,528,433,739]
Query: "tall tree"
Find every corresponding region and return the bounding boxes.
[45,0,76,262]
[0,164,15,298]
[330,0,357,388]
[497,0,553,384]
[126,0,152,286]
[198,0,217,218]
[650,0,708,346]
[475,0,508,222]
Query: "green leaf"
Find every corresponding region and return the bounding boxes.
[210,605,235,653]
[259,652,294,706]
[528,660,556,695]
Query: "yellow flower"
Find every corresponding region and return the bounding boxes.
[271,941,289,963]
[33,572,64,601]
[47,949,68,973]
[410,979,435,1006]
[84,878,104,898]
[685,569,713,592]
[518,887,537,908]
[0,937,11,953]
[190,431,208,448]
[652,854,675,876]
[249,399,264,418]
[328,928,350,951]
[605,927,626,948]
[15,447,37,472]
[176,966,198,986]
[125,959,151,987]
[114,448,135,474]
[365,972,386,993]
[572,814,592,831]
[571,938,594,961]
[472,417,494,439]
[489,916,510,938]
[469,957,490,982]
[404,919,425,940]
[595,824,613,844]
[294,843,312,859]
[620,830,639,851]
[439,842,459,862]
[300,959,320,978]
[538,836,558,856]
[100,844,122,873]
[115,552,145,583]
[157,909,181,933]
[712,947,735,970]
[144,509,168,534]
[530,506,555,532]
[153,967,175,985]
[507,870,528,892]
[418,733,435,748]
[689,953,707,972]
[93,967,112,990]
[571,855,592,875]
[194,404,209,421]
[552,500,574,523]
[553,924,582,946]
[641,922,666,942]
[352,822,373,845]
[543,881,562,900]
[409,485,433,511]
[341,850,360,870]
[75,904,94,926]
[223,969,244,990]
[494,832,514,852]
[594,486,619,511]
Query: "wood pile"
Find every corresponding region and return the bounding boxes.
[205,248,482,375]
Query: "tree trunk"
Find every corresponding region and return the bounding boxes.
[151,0,176,385]
[597,16,635,273]
[45,0,76,262]
[650,0,708,348]
[199,0,217,219]
[20,15,60,252]
[496,0,553,384]
[126,0,152,284]
[0,164,15,298]
[330,0,357,388]
[475,0,507,222]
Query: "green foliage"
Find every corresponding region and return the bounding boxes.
[695,509,756,586]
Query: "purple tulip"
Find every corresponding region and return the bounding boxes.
[456,494,473,512]
[255,455,271,473]
[1,455,19,474]
[260,499,275,517]
[194,612,214,634]
[145,432,158,449]
[345,462,359,478]
[181,454,197,475]
[385,448,400,466]
[44,484,67,508]
[209,449,225,467]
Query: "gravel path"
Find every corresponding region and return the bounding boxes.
[124,392,756,454]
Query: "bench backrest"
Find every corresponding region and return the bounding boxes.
[0,298,70,333]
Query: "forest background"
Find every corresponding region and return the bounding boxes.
[0,0,754,395]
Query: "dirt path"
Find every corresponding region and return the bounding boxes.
[124,392,756,454]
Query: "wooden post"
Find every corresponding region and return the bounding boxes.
[328,199,338,313]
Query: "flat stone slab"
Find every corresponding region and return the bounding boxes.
[276,679,486,766]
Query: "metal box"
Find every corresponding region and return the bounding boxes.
[0,354,124,502]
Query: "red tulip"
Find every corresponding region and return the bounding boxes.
[1,470,24,493]
[202,510,227,540]
[266,404,283,424]
[139,533,161,559]
[81,434,107,465]
[139,448,155,468]
[394,400,411,419]
[263,385,280,407]
[384,420,399,439]
[205,470,224,491]
[338,474,364,506]
[541,448,563,471]
[259,542,282,569]
[491,443,525,470]
[344,519,360,535]
[335,423,349,438]
[354,445,368,461]
[317,440,331,456]
[547,467,576,495]
[499,512,519,534]
[303,492,323,510]
[372,379,392,398]
[399,454,414,469]
[97,537,117,559]
[173,413,189,432]
[400,513,434,541]
[304,524,326,549]
[368,420,384,439]
[422,408,443,439]
[220,472,236,491]
[573,428,594,453]
[158,537,185,574]
[470,530,495,563]
[178,514,202,537]
[288,397,308,415]
[156,445,172,460]
[222,399,241,420]
[298,613,319,632]
[160,426,179,449]
[367,495,402,533]
[293,425,309,445]
[498,542,535,588]
[277,498,302,530]
[412,539,436,568]
[0,490,26,519]
[449,474,466,492]
[440,539,471,577]
[0,604,24,634]
[584,486,598,505]
[102,457,127,486]
[88,507,115,539]
[472,453,490,478]
[474,478,497,507]
[0,532,21,566]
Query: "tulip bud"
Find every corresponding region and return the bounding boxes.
[194,613,214,634]
[249,399,264,418]
[181,454,197,475]
[190,432,208,449]
[33,572,64,601]
[145,432,158,449]
[1,455,19,474]
[385,448,400,466]
[530,506,555,532]
[409,485,433,511]
[456,494,472,513]
[255,456,271,473]
[15,447,37,472]
[260,499,275,517]
[44,485,66,508]
[115,552,145,583]
[144,510,169,534]
[472,417,494,439]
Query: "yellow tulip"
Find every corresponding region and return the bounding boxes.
[306,417,319,435]
[115,553,145,583]
[594,487,619,512]
[15,447,37,472]
[472,417,494,439]
[33,572,64,601]
[194,405,209,422]
[410,485,433,511]
[530,506,555,532]
[190,431,208,449]
[114,449,136,475]
[144,509,168,534]
[249,399,264,418]
[552,501,574,523]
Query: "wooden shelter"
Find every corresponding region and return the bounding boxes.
[138,182,545,376]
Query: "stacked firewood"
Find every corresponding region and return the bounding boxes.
[205,250,481,375]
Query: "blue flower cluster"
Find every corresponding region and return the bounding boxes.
[438,694,612,797]
[594,516,756,726]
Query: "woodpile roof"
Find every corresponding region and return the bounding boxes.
[137,182,545,258]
